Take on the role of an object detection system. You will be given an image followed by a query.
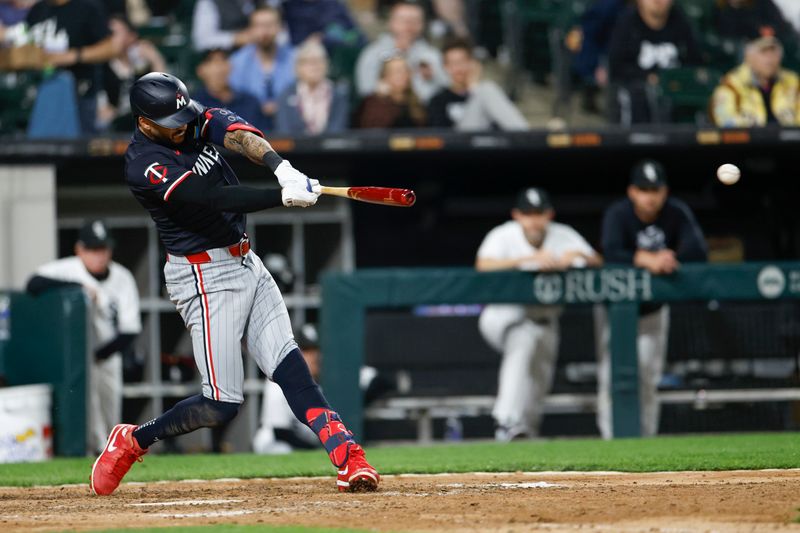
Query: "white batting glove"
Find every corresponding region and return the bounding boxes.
[274,160,309,188]
[282,178,321,207]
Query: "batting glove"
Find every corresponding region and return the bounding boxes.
[274,160,310,188]
[282,179,321,207]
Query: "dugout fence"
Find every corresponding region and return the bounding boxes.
[320,263,800,439]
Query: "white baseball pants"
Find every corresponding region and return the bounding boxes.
[594,304,670,439]
[479,304,560,435]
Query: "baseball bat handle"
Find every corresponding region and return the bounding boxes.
[320,186,416,207]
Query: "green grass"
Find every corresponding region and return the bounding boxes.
[2,432,799,487]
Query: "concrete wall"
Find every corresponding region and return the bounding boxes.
[0,166,56,289]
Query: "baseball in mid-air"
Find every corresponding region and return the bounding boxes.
[716,163,741,185]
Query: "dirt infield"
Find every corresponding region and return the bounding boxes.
[1,470,799,532]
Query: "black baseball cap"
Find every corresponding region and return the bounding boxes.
[514,187,553,213]
[296,323,319,350]
[130,72,203,128]
[78,220,114,249]
[630,159,668,189]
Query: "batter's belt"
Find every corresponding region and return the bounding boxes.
[166,235,250,265]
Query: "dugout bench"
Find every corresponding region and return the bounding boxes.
[321,263,800,440]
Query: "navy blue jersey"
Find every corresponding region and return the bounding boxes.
[125,107,263,255]
[601,197,708,264]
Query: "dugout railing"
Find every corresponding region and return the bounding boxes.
[320,263,800,440]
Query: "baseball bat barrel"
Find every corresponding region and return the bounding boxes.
[320,186,416,207]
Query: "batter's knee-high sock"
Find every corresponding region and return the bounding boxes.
[132,394,240,449]
[272,349,357,467]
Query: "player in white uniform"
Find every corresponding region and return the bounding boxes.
[26,220,141,453]
[476,188,601,441]
[253,323,320,454]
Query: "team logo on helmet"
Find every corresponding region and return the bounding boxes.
[145,162,169,184]
[176,92,187,109]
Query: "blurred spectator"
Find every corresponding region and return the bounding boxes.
[24,0,120,134]
[275,39,349,135]
[595,160,707,439]
[711,31,800,126]
[191,0,256,52]
[229,5,295,131]
[193,48,269,132]
[607,0,702,125]
[430,0,469,40]
[0,0,35,26]
[773,0,800,33]
[476,188,600,442]
[281,0,365,54]
[97,14,166,131]
[354,55,427,128]
[566,0,627,113]
[712,0,796,46]
[355,0,447,103]
[428,39,527,131]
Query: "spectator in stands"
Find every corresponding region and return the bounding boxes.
[275,40,350,135]
[281,0,366,55]
[565,0,627,113]
[24,0,120,134]
[355,0,447,103]
[476,188,601,442]
[430,0,470,41]
[712,0,796,47]
[596,160,707,439]
[0,0,35,26]
[428,39,527,131]
[711,30,800,126]
[354,55,427,128]
[97,14,166,131]
[26,220,141,454]
[191,0,256,52]
[229,5,296,132]
[607,0,703,124]
[193,48,269,132]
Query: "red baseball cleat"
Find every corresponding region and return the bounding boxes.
[90,424,147,496]
[337,443,380,492]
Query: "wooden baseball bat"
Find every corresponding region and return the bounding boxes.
[320,186,416,207]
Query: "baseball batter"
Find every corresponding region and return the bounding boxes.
[595,159,707,438]
[27,220,141,454]
[476,188,601,441]
[89,72,379,495]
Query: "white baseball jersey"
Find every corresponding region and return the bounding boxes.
[477,220,596,268]
[35,257,142,347]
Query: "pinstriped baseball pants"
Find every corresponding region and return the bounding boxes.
[164,250,298,403]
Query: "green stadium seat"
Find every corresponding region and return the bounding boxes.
[0,72,39,135]
[657,66,723,125]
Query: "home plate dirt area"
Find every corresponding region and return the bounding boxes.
[1,470,800,532]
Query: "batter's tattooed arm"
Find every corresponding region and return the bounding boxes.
[223,130,278,167]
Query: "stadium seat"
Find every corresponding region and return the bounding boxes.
[657,67,723,125]
[0,73,38,135]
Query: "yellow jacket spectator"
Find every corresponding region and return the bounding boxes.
[711,33,800,127]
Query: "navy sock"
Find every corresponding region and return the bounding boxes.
[133,394,240,448]
[272,348,330,424]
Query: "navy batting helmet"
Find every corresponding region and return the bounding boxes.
[130,72,203,128]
